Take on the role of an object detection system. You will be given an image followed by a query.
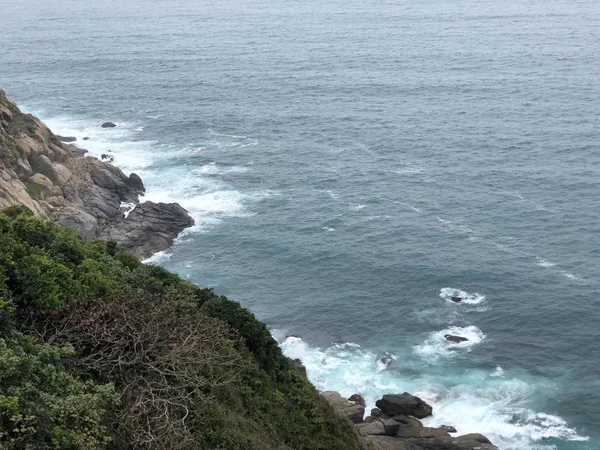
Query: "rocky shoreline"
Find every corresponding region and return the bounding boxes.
[0,89,194,259]
[322,390,497,450]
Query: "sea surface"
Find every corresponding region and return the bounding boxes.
[2,0,600,448]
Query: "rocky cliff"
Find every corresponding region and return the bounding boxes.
[0,89,193,258]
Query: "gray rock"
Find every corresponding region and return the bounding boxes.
[55,135,77,142]
[349,394,366,407]
[54,209,99,238]
[83,136,90,140]
[127,172,145,193]
[439,426,457,433]
[356,420,385,436]
[101,122,117,128]
[97,201,194,259]
[321,391,365,424]
[364,436,424,450]
[382,419,401,437]
[376,393,433,419]
[66,144,88,157]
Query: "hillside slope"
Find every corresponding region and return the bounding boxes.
[0,206,360,449]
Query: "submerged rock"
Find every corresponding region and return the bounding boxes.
[445,334,469,343]
[101,121,117,128]
[451,296,463,303]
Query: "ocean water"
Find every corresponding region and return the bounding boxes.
[2,0,600,448]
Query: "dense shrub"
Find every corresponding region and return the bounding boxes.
[0,207,359,450]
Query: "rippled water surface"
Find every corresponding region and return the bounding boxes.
[3,0,600,448]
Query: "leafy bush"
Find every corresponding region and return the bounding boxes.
[0,207,359,450]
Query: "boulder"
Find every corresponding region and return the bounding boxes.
[371,408,383,417]
[127,172,145,193]
[439,425,457,433]
[55,135,77,142]
[382,419,400,437]
[356,420,385,436]
[101,122,117,128]
[53,209,99,239]
[27,173,53,189]
[376,393,433,419]
[451,297,462,303]
[444,335,469,343]
[83,136,90,140]
[364,436,423,450]
[66,144,88,157]
[321,391,365,424]
[349,394,366,407]
[51,163,72,185]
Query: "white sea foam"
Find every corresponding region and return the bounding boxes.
[414,325,486,360]
[536,257,556,269]
[38,112,267,236]
[439,287,486,305]
[194,162,249,175]
[323,226,336,232]
[350,204,366,211]
[272,331,587,450]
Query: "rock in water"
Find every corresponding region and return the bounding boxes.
[55,135,77,142]
[98,201,195,259]
[445,334,469,343]
[375,393,433,419]
[101,122,117,128]
[451,296,463,303]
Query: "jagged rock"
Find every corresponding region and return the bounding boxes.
[444,335,469,343]
[349,394,366,407]
[127,172,145,193]
[101,122,117,128]
[55,135,77,142]
[439,425,456,433]
[321,391,365,424]
[97,201,194,259]
[376,393,433,419]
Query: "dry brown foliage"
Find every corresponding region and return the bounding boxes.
[38,295,241,449]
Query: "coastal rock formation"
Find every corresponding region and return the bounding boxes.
[321,391,366,424]
[325,391,498,450]
[0,90,193,258]
[376,393,433,419]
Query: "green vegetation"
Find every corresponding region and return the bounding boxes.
[0,206,359,450]
[25,183,43,200]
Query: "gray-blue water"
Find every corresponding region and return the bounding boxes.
[2,0,600,448]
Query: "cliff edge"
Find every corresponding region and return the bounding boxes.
[0,89,193,258]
